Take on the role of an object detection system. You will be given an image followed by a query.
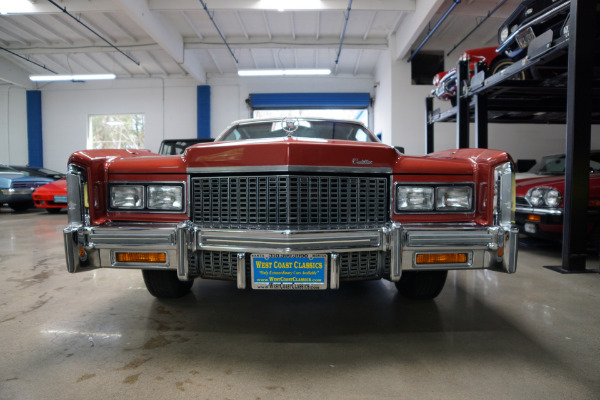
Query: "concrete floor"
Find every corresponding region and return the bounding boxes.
[1,207,600,400]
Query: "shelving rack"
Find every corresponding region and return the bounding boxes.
[425,0,599,272]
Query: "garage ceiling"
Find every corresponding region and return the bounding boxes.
[0,0,523,87]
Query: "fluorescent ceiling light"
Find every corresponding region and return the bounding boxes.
[238,69,331,77]
[30,74,117,82]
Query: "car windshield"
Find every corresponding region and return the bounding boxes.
[218,120,377,142]
[528,152,600,175]
[0,166,20,173]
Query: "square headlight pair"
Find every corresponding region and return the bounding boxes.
[396,184,473,212]
[110,184,184,211]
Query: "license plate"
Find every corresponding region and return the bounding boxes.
[53,195,67,203]
[516,27,536,49]
[251,253,327,290]
[524,222,537,234]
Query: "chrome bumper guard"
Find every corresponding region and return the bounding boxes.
[64,222,518,285]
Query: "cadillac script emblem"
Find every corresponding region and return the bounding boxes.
[352,158,373,165]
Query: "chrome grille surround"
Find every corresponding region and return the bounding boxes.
[191,175,389,228]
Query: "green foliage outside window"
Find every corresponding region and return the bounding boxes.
[88,114,145,149]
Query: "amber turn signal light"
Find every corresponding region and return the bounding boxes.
[526,214,541,222]
[115,252,166,263]
[416,253,468,265]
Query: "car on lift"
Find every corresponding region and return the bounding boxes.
[496,0,571,60]
[33,178,67,213]
[515,151,600,241]
[0,165,53,212]
[431,47,525,106]
[10,165,65,180]
[62,117,518,301]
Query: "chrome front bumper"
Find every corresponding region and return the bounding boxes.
[64,222,518,286]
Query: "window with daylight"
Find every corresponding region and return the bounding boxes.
[87,114,145,149]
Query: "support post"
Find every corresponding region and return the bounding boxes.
[456,58,469,148]
[474,62,488,149]
[547,0,595,273]
[425,97,434,153]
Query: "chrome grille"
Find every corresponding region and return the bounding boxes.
[339,251,379,280]
[12,181,46,189]
[191,175,389,228]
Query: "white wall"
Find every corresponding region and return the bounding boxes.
[0,85,28,166]
[41,78,197,171]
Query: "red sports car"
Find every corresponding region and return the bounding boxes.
[432,46,523,105]
[33,178,67,213]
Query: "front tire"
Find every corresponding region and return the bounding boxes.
[142,270,194,298]
[9,202,32,212]
[489,57,526,80]
[395,270,448,300]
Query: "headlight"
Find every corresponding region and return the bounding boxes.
[436,186,472,211]
[148,185,183,211]
[395,184,473,212]
[500,26,509,43]
[545,189,562,208]
[527,187,562,208]
[396,186,434,211]
[528,188,545,207]
[111,185,144,209]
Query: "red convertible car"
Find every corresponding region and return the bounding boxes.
[33,178,67,213]
[63,118,518,300]
[515,151,600,241]
[432,47,524,105]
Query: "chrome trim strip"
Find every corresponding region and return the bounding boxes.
[390,223,401,281]
[515,206,563,216]
[187,165,393,174]
[237,253,246,289]
[330,253,340,289]
[496,1,570,53]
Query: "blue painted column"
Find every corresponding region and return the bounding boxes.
[26,90,43,167]
[197,85,211,139]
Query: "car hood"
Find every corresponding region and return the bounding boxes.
[516,173,600,197]
[33,178,67,195]
[105,137,477,176]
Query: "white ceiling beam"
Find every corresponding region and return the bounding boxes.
[235,11,249,40]
[290,13,296,40]
[25,15,74,45]
[0,55,36,89]
[101,13,138,42]
[80,14,117,44]
[353,49,363,75]
[2,17,52,45]
[148,0,416,11]
[0,25,30,46]
[363,11,376,41]
[50,15,95,43]
[207,50,223,74]
[394,0,446,60]
[316,11,321,40]
[262,11,272,40]
[6,0,415,14]
[85,53,110,72]
[114,0,205,83]
[181,12,204,40]
[147,51,169,75]
[105,52,134,77]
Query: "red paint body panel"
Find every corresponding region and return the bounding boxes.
[68,140,513,227]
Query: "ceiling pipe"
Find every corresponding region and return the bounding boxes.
[407,0,461,63]
[45,0,140,66]
[447,0,509,56]
[0,46,58,74]
[198,0,239,65]
[334,0,353,67]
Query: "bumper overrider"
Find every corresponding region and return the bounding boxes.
[64,221,518,288]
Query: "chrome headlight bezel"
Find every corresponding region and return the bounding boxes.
[394,183,475,213]
[499,25,509,43]
[108,182,186,213]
